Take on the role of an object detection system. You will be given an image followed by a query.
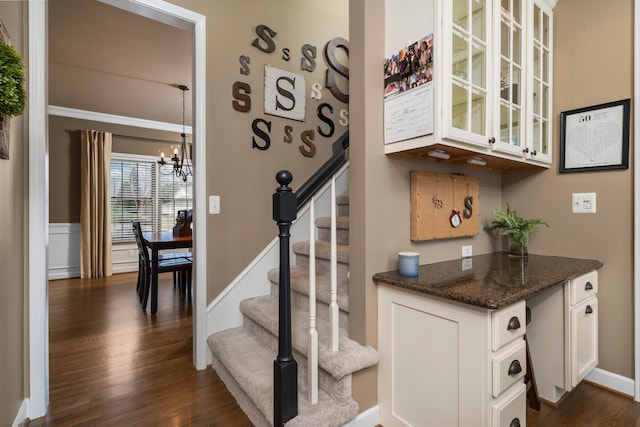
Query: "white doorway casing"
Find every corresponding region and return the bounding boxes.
[635,0,640,403]
[28,0,208,419]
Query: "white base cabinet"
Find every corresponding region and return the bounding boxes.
[526,270,598,403]
[378,269,599,426]
[378,286,527,427]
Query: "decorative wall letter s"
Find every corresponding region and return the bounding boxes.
[299,129,316,157]
[324,37,350,104]
[232,81,252,112]
[310,83,322,100]
[264,66,306,121]
[316,103,335,138]
[251,24,277,53]
[239,55,250,75]
[252,118,272,150]
[300,44,316,72]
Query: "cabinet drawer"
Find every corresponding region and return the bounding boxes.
[492,300,526,351]
[569,270,598,306]
[492,340,527,397]
[492,382,526,427]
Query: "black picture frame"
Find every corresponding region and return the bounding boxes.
[559,98,630,173]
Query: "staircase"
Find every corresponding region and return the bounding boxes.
[207,193,378,426]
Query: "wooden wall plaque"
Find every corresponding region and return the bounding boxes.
[410,171,480,241]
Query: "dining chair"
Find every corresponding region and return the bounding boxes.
[131,222,193,309]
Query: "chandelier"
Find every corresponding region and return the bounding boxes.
[158,84,192,182]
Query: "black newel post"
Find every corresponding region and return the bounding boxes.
[273,170,298,426]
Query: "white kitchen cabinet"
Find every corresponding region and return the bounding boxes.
[378,285,527,427]
[384,0,555,169]
[527,270,599,403]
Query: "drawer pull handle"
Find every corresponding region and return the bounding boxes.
[508,360,522,376]
[585,281,594,291]
[585,305,594,314]
[509,418,521,427]
[507,316,521,331]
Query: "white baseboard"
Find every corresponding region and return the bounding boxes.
[12,399,28,427]
[586,367,635,397]
[343,405,379,427]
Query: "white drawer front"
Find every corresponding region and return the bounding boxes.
[570,270,598,306]
[492,300,526,351]
[492,340,527,397]
[492,382,526,427]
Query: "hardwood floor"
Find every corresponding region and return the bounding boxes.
[29,272,252,426]
[28,272,640,426]
[527,383,640,427]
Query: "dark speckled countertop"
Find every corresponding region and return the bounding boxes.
[372,252,603,309]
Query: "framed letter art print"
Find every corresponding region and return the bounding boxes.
[559,98,630,173]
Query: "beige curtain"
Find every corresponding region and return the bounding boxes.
[80,130,113,278]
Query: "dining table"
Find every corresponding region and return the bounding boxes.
[141,231,193,314]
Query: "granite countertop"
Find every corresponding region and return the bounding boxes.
[372,252,603,309]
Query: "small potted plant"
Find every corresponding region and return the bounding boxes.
[484,205,548,257]
[0,40,26,159]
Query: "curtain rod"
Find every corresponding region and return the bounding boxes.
[112,133,182,145]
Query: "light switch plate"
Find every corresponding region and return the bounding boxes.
[209,195,220,214]
[572,192,596,213]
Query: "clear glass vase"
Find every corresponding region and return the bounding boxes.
[508,240,528,257]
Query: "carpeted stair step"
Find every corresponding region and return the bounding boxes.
[240,294,378,381]
[268,266,349,326]
[293,240,350,284]
[208,327,358,427]
[315,216,350,245]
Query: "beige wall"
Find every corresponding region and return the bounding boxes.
[349,0,635,409]
[0,2,26,424]
[49,115,191,223]
[156,0,350,303]
[503,0,634,378]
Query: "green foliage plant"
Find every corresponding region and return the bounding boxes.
[484,205,548,249]
[0,42,26,117]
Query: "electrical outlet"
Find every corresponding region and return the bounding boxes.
[462,245,472,258]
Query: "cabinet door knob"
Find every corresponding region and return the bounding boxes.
[489,137,495,144]
[585,305,594,314]
[585,281,594,291]
[508,359,522,376]
[509,418,521,427]
[523,147,529,154]
[507,316,521,331]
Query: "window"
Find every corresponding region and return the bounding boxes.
[110,153,192,242]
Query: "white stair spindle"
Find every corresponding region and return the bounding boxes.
[330,176,339,352]
[308,196,319,404]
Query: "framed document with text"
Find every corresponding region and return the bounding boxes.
[559,99,630,173]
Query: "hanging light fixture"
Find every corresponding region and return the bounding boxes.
[158,84,192,182]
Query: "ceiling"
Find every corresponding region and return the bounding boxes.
[48,0,193,125]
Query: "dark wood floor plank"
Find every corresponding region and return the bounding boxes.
[29,272,252,426]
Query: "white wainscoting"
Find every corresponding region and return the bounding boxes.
[48,223,141,279]
[48,223,81,280]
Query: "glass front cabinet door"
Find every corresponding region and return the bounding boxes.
[441,0,554,166]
